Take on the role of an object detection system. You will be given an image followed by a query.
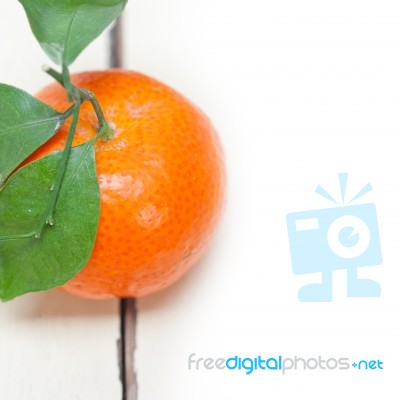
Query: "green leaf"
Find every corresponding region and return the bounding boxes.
[0,142,100,301]
[18,0,128,66]
[0,83,68,186]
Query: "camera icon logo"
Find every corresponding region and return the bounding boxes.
[286,174,382,302]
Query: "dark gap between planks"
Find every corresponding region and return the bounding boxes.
[109,15,138,400]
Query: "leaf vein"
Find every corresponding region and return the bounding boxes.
[0,115,64,136]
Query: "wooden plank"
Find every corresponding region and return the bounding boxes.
[0,292,121,400]
[0,3,122,399]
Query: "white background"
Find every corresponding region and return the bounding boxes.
[1,0,400,399]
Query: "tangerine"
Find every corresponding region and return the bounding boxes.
[29,70,225,299]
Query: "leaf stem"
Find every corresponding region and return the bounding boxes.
[62,64,76,101]
[43,67,113,140]
[43,65,64,86]
[62,104,76,119]
[35,99,81,239]
[80,89,114,140]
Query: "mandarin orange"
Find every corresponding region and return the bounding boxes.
[28,70,225,299]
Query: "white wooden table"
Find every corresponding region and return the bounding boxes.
[1,1,399,399]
